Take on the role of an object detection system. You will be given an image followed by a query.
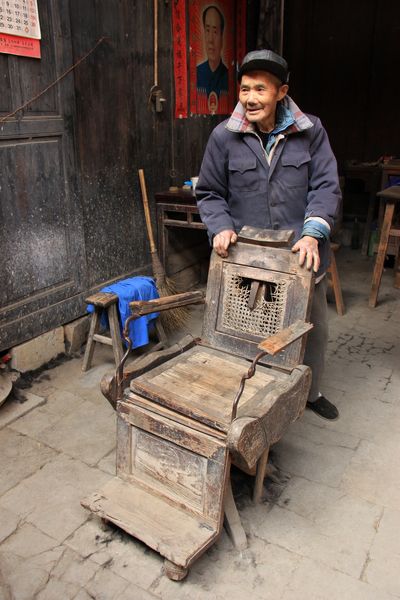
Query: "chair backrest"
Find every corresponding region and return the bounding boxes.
[201,229,314,371]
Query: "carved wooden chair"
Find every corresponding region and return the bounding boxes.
[82,227,314,581]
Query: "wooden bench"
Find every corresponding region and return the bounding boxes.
[82,292,167,371]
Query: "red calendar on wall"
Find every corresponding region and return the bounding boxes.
[0,0,41,58]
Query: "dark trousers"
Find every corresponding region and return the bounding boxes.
[303,277,329,403]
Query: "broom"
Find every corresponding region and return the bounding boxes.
[138,169,188,331]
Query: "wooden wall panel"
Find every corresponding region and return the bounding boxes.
[0,0,86,350]
[1,137,72,306]
[1,0,245,351]
[283,0,400,168]
[69,1,226,288]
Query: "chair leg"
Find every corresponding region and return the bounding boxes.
[108,303,124,368]
[394,238,400,289]
[224,476,247,551]
[328,251,345,316]
[253,447,269,504]
[369,202,395,307]
[82,309,101,372]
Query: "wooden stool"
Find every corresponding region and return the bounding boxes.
[82,292,167,371]
[327,243,345,316]
[369,186,400,308]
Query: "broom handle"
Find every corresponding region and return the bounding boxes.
[138,169,157,253]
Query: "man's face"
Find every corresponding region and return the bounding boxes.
[239,72,288,130]
[204,8,223,66]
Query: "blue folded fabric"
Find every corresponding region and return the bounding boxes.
[87,276,159,349]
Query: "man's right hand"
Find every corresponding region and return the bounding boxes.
[213,230,238,258]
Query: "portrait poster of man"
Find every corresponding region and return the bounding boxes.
[189,1,235,115]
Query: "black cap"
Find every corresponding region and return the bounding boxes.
[238,49,289,84]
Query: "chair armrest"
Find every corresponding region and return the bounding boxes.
[129,290,205,318]
[258,320,313,355]
[231,320,313,420]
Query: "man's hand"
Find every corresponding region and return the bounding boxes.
[291,235,320,272]
[213,230,238,258]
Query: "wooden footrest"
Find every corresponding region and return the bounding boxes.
[81,477,219,568]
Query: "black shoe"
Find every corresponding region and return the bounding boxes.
[306,396,339,421]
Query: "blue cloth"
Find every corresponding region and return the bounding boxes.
[264,103,295,155]
[301,220,330,241]
[87,277,159,349]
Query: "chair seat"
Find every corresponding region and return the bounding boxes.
[130,345,293,433]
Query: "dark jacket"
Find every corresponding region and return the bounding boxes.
[196,97,341,276]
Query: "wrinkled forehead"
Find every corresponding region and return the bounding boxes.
[240,71,282,88]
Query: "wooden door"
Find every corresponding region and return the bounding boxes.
[0,0,86,350]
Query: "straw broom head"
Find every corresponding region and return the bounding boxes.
[138,168,188,331]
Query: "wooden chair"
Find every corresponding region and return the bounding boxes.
[82,227,314,580]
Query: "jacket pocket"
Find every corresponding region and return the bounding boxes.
[228,157,260,191]
[280,151,311,188]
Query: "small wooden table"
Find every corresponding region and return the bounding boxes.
[369,185,400,308]
[344,162,381,255]
[344,160,400,256]
[155,190,206,267]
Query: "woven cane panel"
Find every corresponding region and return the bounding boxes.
[222,274,287,337]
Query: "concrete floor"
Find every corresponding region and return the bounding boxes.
[0,248,399,600]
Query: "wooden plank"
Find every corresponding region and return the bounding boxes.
[85,292,118,308]
[131,379,231,431]
[108,302,124,366]
[102,335,196,408]
[116,415,131,477]
[258,321,313,355]
[118,402,226,462]
[131,346,279,431]
[81,477,219,568]
[327,249,345,316]
[253,448,269,504]
[129,291,204,317]
[123,394,227,440]
[228,242,314,278]
[223,477,247,551]
[369,201,396,307]
[93,333,113,346]
[237,226,295,247]
[171,361,271,399]
[204,453,230,524]
[81,310,100,372]
[131,429,207,511]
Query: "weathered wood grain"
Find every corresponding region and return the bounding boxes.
[129,291,204,317]
[81,477,220,568]
[258,320,313,355]
[237,226,295,247]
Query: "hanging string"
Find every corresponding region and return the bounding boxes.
[0,36,107,125]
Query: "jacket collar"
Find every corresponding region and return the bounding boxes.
[225,95,313,135]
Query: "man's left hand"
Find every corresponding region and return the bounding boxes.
[291,236,320,272]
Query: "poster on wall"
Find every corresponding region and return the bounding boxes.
[189,0,235,115]
[0,0,41,58]
[172,0,246,118]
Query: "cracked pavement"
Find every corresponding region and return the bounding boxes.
[0,248,399,599]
